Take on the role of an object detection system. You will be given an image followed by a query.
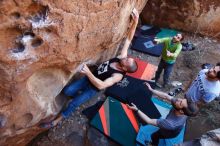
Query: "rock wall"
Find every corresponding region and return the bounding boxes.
[0,0,147,146]
[141,0,220,39]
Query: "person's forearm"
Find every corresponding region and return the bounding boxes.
[151,89,172,101]
[119,20,138,58]
[169,52,175,57]
[137,110,157,126]
[155,38,166,44]
[172,47,182,58]
[127,20,138,41]
[171,52,178,58]
[119,22,137,58]
[86,72,106,90]
[137,110,151,123]
[119,39,130,58]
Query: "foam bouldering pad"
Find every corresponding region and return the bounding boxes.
[127,89,161,123]
[140,26,161,36]
[105,75,155,103]
[136,97,186,146]
[126,57,157,80]
[156,28,178,39]
[90,97,139,146]
[90,95,162,145]
[131,37,164,57]
[82,100,105,120]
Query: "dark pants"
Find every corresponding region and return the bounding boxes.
[151,129,180,145]
[61,77,98,118]
[155,59,174,85]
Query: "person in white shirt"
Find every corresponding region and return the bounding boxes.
[185,62,220,105]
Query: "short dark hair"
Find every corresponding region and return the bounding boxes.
[216,62,220,79]
[182,100,199,117]
[127,59,138,73]
[172,99,199,117]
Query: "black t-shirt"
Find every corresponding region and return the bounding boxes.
[93,58,125,81]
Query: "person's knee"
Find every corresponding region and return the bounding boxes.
[63,82,80,96]
[63,86,72,96]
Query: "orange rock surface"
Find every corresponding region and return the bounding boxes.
[141,0,220,39]
[0,0,147,145]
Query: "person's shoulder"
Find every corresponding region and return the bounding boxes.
[199,69,208,75]
[111,73,124,83]
[157,118,167,125]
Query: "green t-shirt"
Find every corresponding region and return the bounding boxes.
[158,37,182,64]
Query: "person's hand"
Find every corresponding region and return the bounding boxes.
[144,82,153,91]
[131,8,139,22]
[167,50,172,57]
[153,38,159,44]
[80,64,91,75]
[127,103,138,111]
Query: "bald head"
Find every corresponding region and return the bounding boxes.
[120,57,138,73]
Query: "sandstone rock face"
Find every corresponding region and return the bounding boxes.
[0,0,147,145]
[141,0,220,39]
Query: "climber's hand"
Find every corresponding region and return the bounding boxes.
[80,64,91,75]
[131,8,139,22]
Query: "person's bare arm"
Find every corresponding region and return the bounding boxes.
[127,103,157,126]
[118,8,139,59]
[153,38,168,45]
[145,82,173,102]
[80,64,123,90]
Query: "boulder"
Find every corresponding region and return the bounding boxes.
[141,0,220,39]
[0,0,147,145]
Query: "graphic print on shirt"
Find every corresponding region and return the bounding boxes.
[97,61,109,75]
[116,77,129,88]
[194,73,205,96]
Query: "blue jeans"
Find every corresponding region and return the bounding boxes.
[155,59,174,85]
[61,76,98,118]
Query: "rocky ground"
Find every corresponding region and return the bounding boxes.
[29,32,220,146]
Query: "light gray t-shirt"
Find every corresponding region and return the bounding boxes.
[185,69,220,103]
[157,109,187,132]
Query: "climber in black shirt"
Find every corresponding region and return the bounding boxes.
[40,8,139,128]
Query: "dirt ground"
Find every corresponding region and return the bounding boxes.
[29,32,220,146]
